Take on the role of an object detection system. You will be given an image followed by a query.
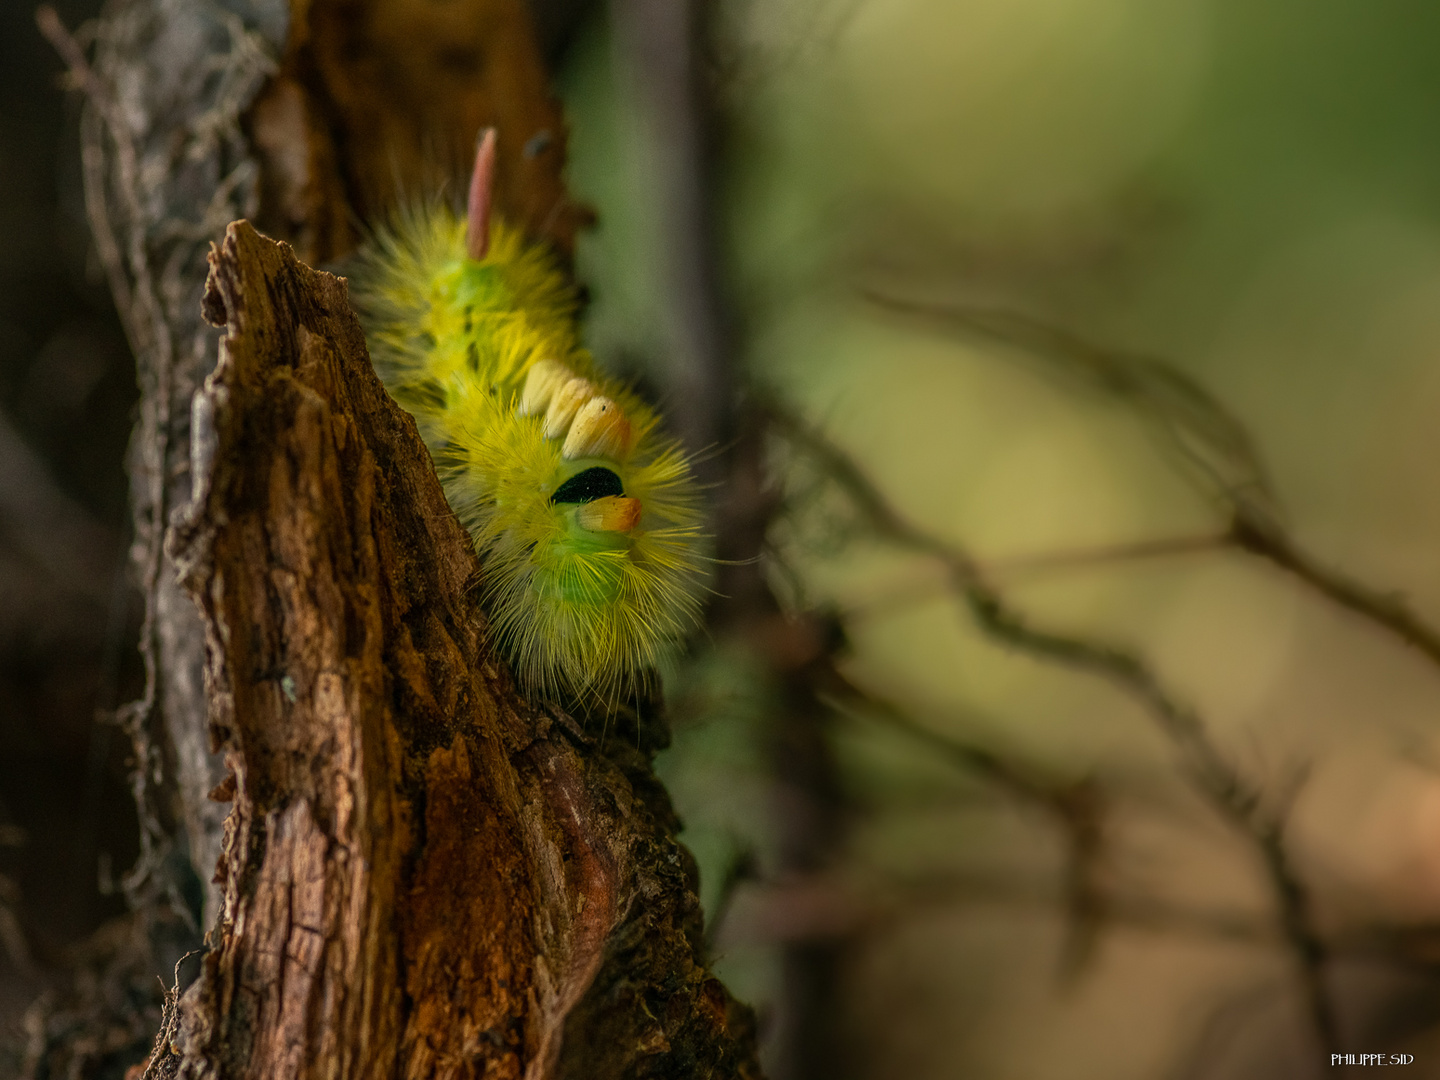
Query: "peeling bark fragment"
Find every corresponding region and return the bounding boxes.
[156,221,761,1079]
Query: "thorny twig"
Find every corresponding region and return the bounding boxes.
[764,400,1340,1049]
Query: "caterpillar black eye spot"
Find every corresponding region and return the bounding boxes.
[551,466,624,504]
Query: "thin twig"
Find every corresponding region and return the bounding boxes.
[139,947,208,1080]
[840,529,1231,621]
[766,401,1339,1049]
[1231,511,1440,671]
[984,531,1231,579]
[843,534,1230,624]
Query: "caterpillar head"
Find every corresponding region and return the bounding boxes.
[459,355,704,710]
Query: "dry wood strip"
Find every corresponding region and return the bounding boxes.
[153,220,760,1079]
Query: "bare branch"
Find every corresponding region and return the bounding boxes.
[867,289,1440,691]
[765,400,1339,1049]
[1231,512,1440,671]
[983,531,1231,580]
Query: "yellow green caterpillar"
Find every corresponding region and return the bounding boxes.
[350,131,707,710]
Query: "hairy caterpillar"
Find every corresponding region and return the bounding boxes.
[350,131,707,709]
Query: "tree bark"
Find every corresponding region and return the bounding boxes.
[54,0,765,1073]
[75,0,591,938]
[144,220,760,1078]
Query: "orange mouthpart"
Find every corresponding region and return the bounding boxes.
[576,496,642,533]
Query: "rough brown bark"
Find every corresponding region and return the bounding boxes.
[145,220,759,1079]
[70,0,587,942]
[40,1,766,1073]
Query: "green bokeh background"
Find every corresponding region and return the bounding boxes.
[561,2,1440,1076]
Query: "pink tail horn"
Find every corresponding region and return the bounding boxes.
[466,127,498,260]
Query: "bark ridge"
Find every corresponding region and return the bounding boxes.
[153,220,761,1080]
